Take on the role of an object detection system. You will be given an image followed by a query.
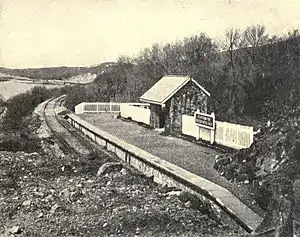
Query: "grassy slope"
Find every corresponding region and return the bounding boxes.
[0,62,117,80]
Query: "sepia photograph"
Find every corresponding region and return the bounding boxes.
[0,0,299,236]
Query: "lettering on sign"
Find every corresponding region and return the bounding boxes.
[195,112,215,130]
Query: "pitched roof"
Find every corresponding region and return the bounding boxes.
[140,75,210,105]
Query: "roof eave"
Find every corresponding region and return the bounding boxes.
[191,78,211,97]
[140,98,163,105]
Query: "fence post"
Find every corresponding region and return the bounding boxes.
[250,127,253,147]
[223,122,226,147]
[194,111,200,140]
[110,102,112,113]
[210,112,215,144]
[236,124,240,149]
[196,126,200,140]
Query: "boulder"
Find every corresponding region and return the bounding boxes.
[97,162,123,176]
[50,203,61,214]
[22,199,31,206]
[9,226,21,234]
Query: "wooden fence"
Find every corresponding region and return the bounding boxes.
[75,102,122,114]
[75,102,151,125]
[182,114,253,150]
[75,102,149,114]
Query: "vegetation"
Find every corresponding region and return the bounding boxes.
[0,97,5,107]
[0,86,66,152]
[1,86,65,131]
[65,26,299,125]
[0,62,116,80]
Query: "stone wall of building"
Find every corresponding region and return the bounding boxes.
[165,81,208,133]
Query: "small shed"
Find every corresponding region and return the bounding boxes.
[140,75,210,133]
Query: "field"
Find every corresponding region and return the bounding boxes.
[0,79,63,100]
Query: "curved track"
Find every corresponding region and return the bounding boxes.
[42,96,94,157]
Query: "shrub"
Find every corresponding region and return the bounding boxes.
[1,86,65,131]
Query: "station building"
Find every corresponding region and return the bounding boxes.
[140,75,210,133]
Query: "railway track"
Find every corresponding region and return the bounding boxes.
[42,96,94,157]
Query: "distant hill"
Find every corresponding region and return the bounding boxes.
[64,73,98,84]
[0,62,117,80]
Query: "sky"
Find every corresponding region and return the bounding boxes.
[0,0,299,68]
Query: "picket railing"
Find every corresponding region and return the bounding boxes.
[214,121,253,150]
[75,102,149,114]
[182,114,253,150]
[75,102,122,114]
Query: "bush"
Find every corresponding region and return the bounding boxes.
[1,86,65,131]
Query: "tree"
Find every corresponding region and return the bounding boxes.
[220,28,244,115]
[242,25,269,48]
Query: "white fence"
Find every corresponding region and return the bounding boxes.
[182,114,253,150]
[214,121,253,150]
[75,102,149,114]
[75,102,123,114]
[120,104,151,125]
[75,101,151,125]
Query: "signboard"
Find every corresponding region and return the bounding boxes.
[195,111,215,130]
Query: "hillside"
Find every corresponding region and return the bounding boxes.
[0,62,118,102]
[214,109,300,235]
[0,62,117,80]
[64,73,97,84]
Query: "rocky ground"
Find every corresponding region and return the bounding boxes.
[0,106,247,236]
[214,109,300,235]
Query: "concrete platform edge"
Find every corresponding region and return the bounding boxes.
[65,114,263,233]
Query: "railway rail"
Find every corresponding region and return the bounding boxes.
[42,96,95,156]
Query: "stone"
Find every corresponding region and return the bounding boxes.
[50,204,60,214]
[34,191,44,197]
[97,162,123,176]
[61,188,71,200]
[120,168,129,176]
[22,200,31,206]
[185,201,192,208]
[135,227,140,235]
[167,191,182,196]
[44,194,54,202]
[9,226,21,234]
